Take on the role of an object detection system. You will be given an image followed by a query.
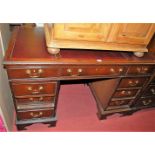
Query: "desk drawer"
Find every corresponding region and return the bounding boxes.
[7,67,60,79]
[118,77,148,88]
[15,96,55,110]
[136,97,155,107]
[17,108,54,120]
[15,96,55,104]
[11,82,57,96]
[109,99,132,106]
[62,66,125,77]
[127,65,154,75]
[113,89,139,98]
[106,99,132,110]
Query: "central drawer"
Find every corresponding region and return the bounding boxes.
[11,82,57,96]
[61,65,126,77]
[7,65,126,79]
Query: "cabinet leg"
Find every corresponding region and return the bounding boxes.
[47,47,60,56]
[43,121,57,127]
[97,112,107,120]
[120,111,134,117]
[16,124,32,131]
[48,121,57,127]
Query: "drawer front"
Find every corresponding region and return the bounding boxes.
[136,97,155,107]
[15,96,55,104]
[118,77,148,88]
[7,67,60,79]
[143,85,155,96]
[11,82,57,96]
[62,66,125,77]
[127,65,154,75]
[109,99,132,106]
[113,89,139,98]
[17,109,54,120]
[15,96,55,110]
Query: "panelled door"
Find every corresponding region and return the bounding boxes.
[108,23,155,45]
[53,23,112,42]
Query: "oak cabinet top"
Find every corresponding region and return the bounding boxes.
[44,23,155,55]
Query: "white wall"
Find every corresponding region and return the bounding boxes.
[0,24,14,131]
[36,23,43,27]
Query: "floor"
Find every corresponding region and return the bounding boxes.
[13,84,155,132]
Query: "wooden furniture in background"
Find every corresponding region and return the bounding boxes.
[44,23,155,57]
[3,27,155,130]
[9,23,36,31]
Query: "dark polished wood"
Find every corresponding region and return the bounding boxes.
[15,96,55,111]
[11,81,57,96]
[17,108,54,120]
[118,77,148,88]
[3,27,155,130]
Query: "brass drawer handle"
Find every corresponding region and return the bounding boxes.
[151,88,155,94]
[128,80,139,86]
[121,90,131,95]
[143,67,148,71]
[110,68,123,74]
[39,97,44,101]
[114,100,125,105]
[66,68,83,76]
[78,68,83,73]
[26,69,43,78]
[142,99,152,106]
[110,68,115,73]
[30,112,43,118]
[29,97,44,101]
[29,97,33,101]
[136,67,148,74]
[67,68,72,74]
[119,100,125,105]
[27,86,44,94]
[119,68,123,73]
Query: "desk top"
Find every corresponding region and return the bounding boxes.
[4,27,155,65]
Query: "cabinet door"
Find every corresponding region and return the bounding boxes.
[53,23,112,42]
[108,24,155,45]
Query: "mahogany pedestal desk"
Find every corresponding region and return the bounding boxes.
[3,27,155,130]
